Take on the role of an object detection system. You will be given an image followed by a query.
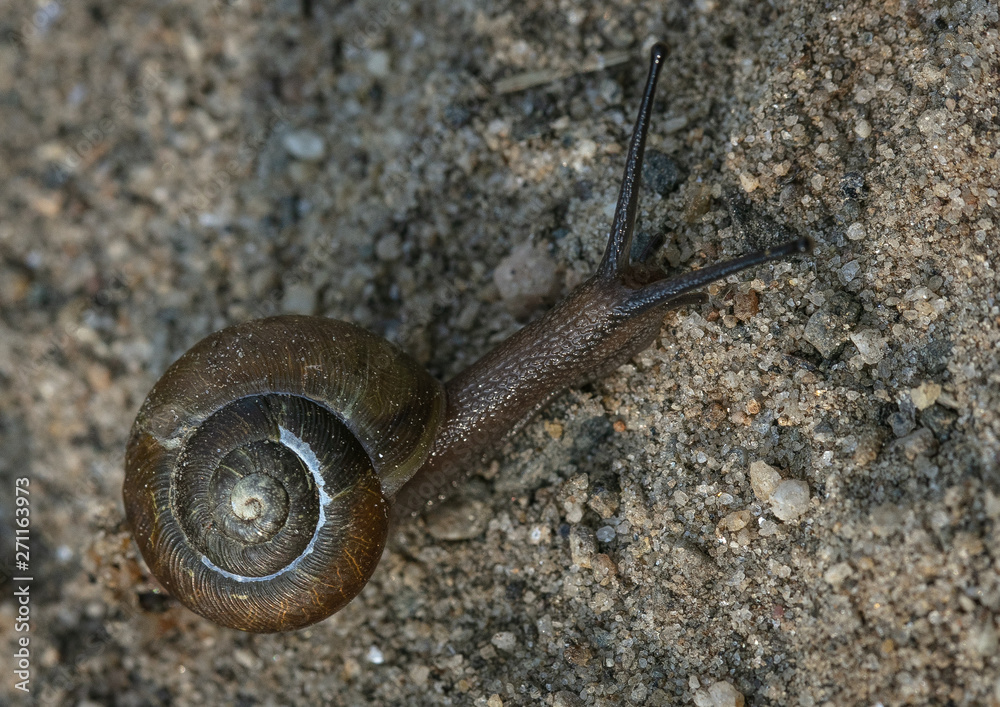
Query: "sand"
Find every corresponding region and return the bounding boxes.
[0,0,998,705]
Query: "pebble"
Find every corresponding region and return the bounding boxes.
[587,487,619,519]
[920,404,957,439]
[823,561,854,588]
[491,631,517,652]
[282,129,326,162]
[493,241,560,319]
[838,259,861,284]
[595,525,616,543]
[569,526,597,568]
[733,289,759,321]
[693,680,745,707]
[849,328,885,364]
[890,401,917,437]
[366,50,390,78]
[749,460,782,502]
[641,149,684,196]
[803,291,861,357]
[840,172,866,199]
[897,428,938,460]
[769,479,810,521]
[375,233,403,261]
[281,281,317,314]
[425,498,488,541]
[909,381,942,410]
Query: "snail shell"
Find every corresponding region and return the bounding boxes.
[124,316,444,632]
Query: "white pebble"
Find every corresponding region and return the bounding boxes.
[909,381,942,410]
[849,328,885,364]
[366,645,384,664]
[283,130,326,162]
[491,631,517,652]
[749,460,782,502]
[595,526,616,542]
[846,222,866,241]
[823,561,854,588]
[693,680,745,707]
[493,241,559,318]
[769,480,810,521]
[366,50,390,78]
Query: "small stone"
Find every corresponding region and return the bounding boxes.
[733,289,759,321]
[838,259,861,284]
[846,222,866,241]
[739,172,760,192]
[693,680,745,707]
[909,381,942,411]
[595,525,616,543]
[749,460,782,502]
[966,622,999,658]
[823,561,854,588]
[493,241,560,320]
[491,631,517,652]
[890,410,916,438]
[591,553,617,582]
[642,149,684,196]
[920,404,957,439]
[897,428,938,460]
[849,328,885,364]
[425,498,488,541]
[365,645,384,664]
[769,479,810,521]
[719,509,752,532]
[552,691,582,707]
[375,233,403,261]
[569,526,596,568]
[281,281,317,314]
[840,172,866,199]
[917,108,948,135]
[366,50,390,78]
[564,643,592,667]
[758,518,779,537]
[587,488,619,519]
[408,664,430,686]
[854,118,872,138]
[852,429,885,467]
[803,291,861,357]
[282,129,326,162]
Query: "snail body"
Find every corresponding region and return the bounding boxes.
[124,43,812,632]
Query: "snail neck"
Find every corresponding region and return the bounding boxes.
[394,276,667,516]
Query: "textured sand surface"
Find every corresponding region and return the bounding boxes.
[1,1,998,705]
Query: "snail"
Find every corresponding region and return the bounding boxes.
[123,42,813,633]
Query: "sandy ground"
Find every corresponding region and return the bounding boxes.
[1,0,998,705]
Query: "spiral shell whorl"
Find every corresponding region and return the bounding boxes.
[124,316,445,632]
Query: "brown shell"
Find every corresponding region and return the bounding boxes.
[124,316,445,632]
